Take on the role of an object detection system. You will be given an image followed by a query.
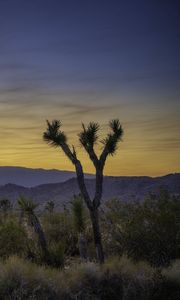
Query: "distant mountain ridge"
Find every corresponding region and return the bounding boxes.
[0,166,94,187]
[0,168,179,209]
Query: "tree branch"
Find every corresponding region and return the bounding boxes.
[100,119,123,166]
[79,122,100,169]
[56,142,93,210]
[60,143,76,163]
[74,160,93,210]
[93,168,103,209]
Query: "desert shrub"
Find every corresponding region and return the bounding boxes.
[71,195,89,261]
[0,256,179,300]
[159,260,180,300]
[0,256,61,300]
[101,199,126,256]
[103,189,180,266]
[42,211,78,256]
[25,237,42,262]
[42,206,96,261]
[162,259,180,284]
[68,262,123,300]
[0,198,12,220]
[102,257,163,300]
[71,195,86,233]
[49,242,65,268]
[0,221,28,259]
[62,257,164,300]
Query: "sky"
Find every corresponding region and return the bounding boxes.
[0,0,180,176]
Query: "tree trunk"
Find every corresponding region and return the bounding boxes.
[90,208,104,264]
[74,159,104,263]
[78,233,88,261]
[30,214,49,260]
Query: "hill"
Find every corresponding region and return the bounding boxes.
[0,171,179,209]
[0,166,93,187]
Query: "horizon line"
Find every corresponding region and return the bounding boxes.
[0,165,179,178]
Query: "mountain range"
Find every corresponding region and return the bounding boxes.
[0,166,94,187]
[0,167,179,209]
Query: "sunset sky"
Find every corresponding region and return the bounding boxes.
[0,0,180,176]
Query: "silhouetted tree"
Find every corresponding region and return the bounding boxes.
[0,198,12,219]
[18,196,49,260]
[43,119,123,263]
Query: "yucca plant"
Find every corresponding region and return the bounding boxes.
[71,194,87,261]
[18,196,49,261]
[43,119,123,263]
[0,198,12,220]
[45,200,55,213]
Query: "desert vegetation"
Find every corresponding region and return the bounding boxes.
[43,119,123,264]
[0,188,179,299]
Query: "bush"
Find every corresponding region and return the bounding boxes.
[102,257,162,300]
[0,256,179,300]
[0,256,61,299]
[42,212,78,256]
[49,242,65,268]
[0,221,28,259]
[160,260,180,300]
[103,190,180,267]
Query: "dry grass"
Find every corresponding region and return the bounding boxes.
[0,256,179,299]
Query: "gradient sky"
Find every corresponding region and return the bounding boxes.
[0,0,180,176]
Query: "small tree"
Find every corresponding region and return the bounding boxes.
[18,196,49,261]
[43,119,123,263]
[71,194,87,261]
[104,190,180,267]
[45,200,55,213]
[0,198,12,220]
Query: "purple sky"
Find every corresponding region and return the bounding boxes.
[0,0,180,175]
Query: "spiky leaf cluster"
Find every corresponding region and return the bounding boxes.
[45,200,55,213]
[101,119,123,155]
[79,122,99,149]
[0,198,12,212]
[43,120,67,147]
[101,134,117,155]
[109,119,123,139]
[18,197,38,214]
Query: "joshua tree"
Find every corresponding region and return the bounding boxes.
[71,194,87,261]
[45,200,55,213]
[43,119,123,263]
[18,196,49,260]
[0,198,12,219]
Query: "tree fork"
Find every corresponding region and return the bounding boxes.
[43,119,123,264]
